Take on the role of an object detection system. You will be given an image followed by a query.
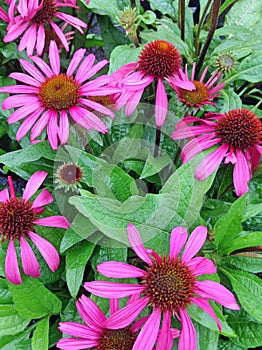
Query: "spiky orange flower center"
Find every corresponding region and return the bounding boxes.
[215,109,262,149]
[57,163,82,185]
[39,74,80,110]
[97,327,136,350]
[32,0,57,24]
[138,40,182,79]
[0,198,36,241]
[141,257,195,313]
[178,81,209,106]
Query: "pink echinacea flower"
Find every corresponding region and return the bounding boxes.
[111,40,195,126]
[0,41,121,150]
[170,62,224,110]
[0,171,70,284]
[171,108,262,196]
[4,0,87,56]
[85,223,240,350]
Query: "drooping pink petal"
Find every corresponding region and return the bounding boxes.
[34,216,70,229]
[192,297,222,331]
[58,110,69,144]
[55,12,87,32]
[2,94,39,110]
[32,188,53,209]
[233,149,250,196]
[169,226,188,260]
[182,226,207,262]
[58,322,99,339]
[97,262,146,278]
[125,89,144,116]
[36,24,45,56]
[67,48,87,76]
[178,309,197,350]
[20,58,45,83]
[186,257,216,276]
[157,310,174,350]
[22,171,48,201]
[9,72,40,87]
[127,223,153,266]
[16,110,42,141]
[30,110,51,141]
[155,78,168,127]
[0,188,9,203]
[79,98,115,119]
[8,104,44,124]
[195,144,229,180]
[195,280,240,310]
[20,236,40,278]
[133,308,161,350]
[109,298,119,314]
[171,125,215,140]
[28,231,60,272]
[76,294,106,330]
[47,112,59,150]
[49,41,60,75]
[84,281,144,299]
[5,239,22,284]
[56,338,98,350]
[30,56,53,77]
[104,297,149,329]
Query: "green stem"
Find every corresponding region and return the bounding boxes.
[194,0,213,57]
[179,0,186,41]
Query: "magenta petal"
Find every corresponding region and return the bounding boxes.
[192,297,222,331]
[22,171,48,202]
[58,322,99,339]
[105,297,149,329]
[32,188,53,209]
[28,231,60,272]
[84,281,144,298]
[182,226,207,262]
[58,110,69,144]
[179,309,196,350]
[157,310,174,350]
[67,48,86,76]
[5,239,22,284]
[20,236,40,278]
[77,295,106,330]
[110,298,119,314]
[195,280,240,310]
[155,78,168,127]
[233,149,250,196]
[187,257,216,276]
[133,308,161,350]
[97,262,146,278]
[0,188,9,203]
[49,41,60,75]
[56,338,98,350]
[169,227,188,260]
[127,223,153,266]
[34,216,70,229]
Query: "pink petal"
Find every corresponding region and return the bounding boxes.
[74,54,96,83]
[155,78,168,127]
[58,110,69,144]
[56,338,98,349]
[105,297,149,329]
[0,188,9,203]
[28,231,60,272]
[20,58,45,83]
[171,125,215,140]
[97,262,146,278]
[2,95,39,109]
[79,98,115,119]
[49,41,60,75]
[76,294,106,330]
[195,280,240,310]
[133,308,161,350]
[169,227,188,260]
[55,12,87,32]
[22,171,48,202]
[30,56,53,77]
[84,281,144,298]
[20,236,40,278]
[233,149,250,196]
[16,111,42,141]
[187,257,216,276]
[32,188,53,209]
[9,72,40,87]
[127,223,153,266]
[125,89,144,116]
[47,112,58,150]
[67,48,87,76]
[8,104,44,124]
[34,216,70,229]
[49,21,69,52]
[109,298,119,314]
[182,226,207,262]
[0,85,38,94]
[157,310,174,350]
[30,110,51,141]
[179,309,197,350]
[195,144,229,180]
[58,322,99,339]
[36,24,45,56]
[192,297,222,331]
[5,239,22,284]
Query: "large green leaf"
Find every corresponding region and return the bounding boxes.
[0,305,30,336]
[222,255,262,274]
[82,0,118,17]
[225,0,262,29]
[193,322,219,350]
[219,230,262,255]
[8,277,62,319]
[32,316,50,350]
[221,267,262,323]
[109,45,142,73]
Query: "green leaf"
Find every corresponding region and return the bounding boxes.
[219,230,262,255]
[109,45,142,73]
[140,153,172,179]
[218,339,246,350]
[220,89,242,112]
[0,305,30,336]
[83,0,118,17]
[8,277,62,319]
[90,245,127,271]
[148,0,175,16]
[242,202,262,222]
[213,194,248,250]
[66,239,99,297]
[0,332,31,350]
[193,322,219,350]
[0,279,13,304]
[32,316,50,350]
[221,267,262,323]
[225,308,262,348]
[222,255,262,274]
[225,0,262,29]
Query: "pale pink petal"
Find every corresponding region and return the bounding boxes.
[195,144,229,180]
[30,110,51,141]
[79,98,115,119]
[182,226,207,262]
[127,223,153,266]
[58,322,99,339]
[192,297,222,331]
[69,106,107,134]
[2,95,39,109]
[34,216,70,229]
[77,294,106,330]
[171,125,215,140]
[9,72,40,87]
[20,59,45,82]
[155,78,168,127]
[133,308,161,350]
[157,310,174,350]
[67,48,87,76]
[47,113,58,150]
[5,239,22,284]
[36,24,45,56]
[18,26,36,55]
[55,12,87,32]
[0,188,9,203]
[179,309,196,350]
[187,257,216,276]
[28,231,60,272]
[125,90,144,116]
[20,236,40,278]
[74,54,96,83]
[22,171,48,201]
[30,56,53,77]
[84,281,144,298]
[97,262,146,278]
[233,149,250,196]
[8,104,44,124]
[32,188,53,209]
[56,338,98,349]
[49,41,60,75]
[0,85,39,94]
[195,280,240,310]
[169,226,188,260]
[104,297,149,329]
[49,21,69,52]
[58,110,69,144]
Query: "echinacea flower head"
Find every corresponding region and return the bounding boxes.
[54,162,83,192]
[170,62,224,110]
[111,40,195,127]
[215,52,236,74]
[0,41,121,150]
[85,223,239,350]
[0,171,70,284]
[172,108,262,196]
[4,0,87,56]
